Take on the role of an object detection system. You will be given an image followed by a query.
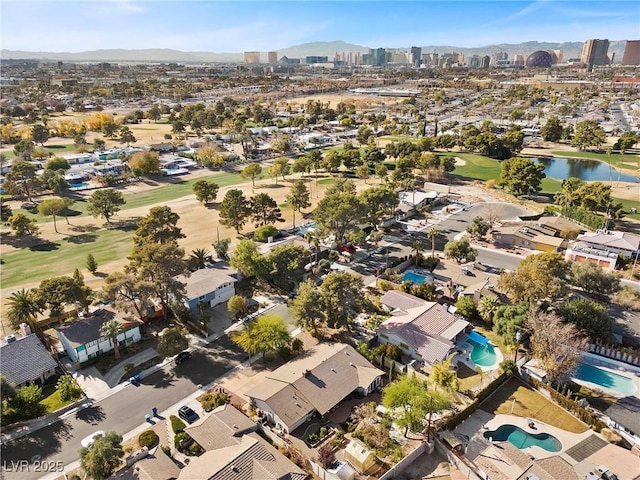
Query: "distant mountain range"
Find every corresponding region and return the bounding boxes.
[0,40,630,63]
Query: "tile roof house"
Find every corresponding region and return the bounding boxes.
[565,230,640,272]
[174,263,237,312]
[491,222,566,253]
[0,333,57,387]
[178,434,307,480]
[125,451,181,480]
[56,308,142,365]
[245,343,383,434]
[185,404,258,451]
[377,291,469,366]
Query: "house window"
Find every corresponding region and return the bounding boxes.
[399,342,409,351]
[198,295,206,300]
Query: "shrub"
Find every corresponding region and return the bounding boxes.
[170,415,186,434]
[254,225,279,242]
[200,391,229,412]
[499,360,517,376]
[174,431,190,451]
[420,255,440,272]
[138,430,158,448]
[317,444,336,469]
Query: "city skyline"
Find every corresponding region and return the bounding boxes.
[2,0,639,53]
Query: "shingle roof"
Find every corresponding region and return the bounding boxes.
[380,290,428,311]
[474,442,529,480]
[178,434,306,480]
[378,300,468,364]
[186,404,257,451]
[0,334,57,386]
[522,456,578,480]
[56,308,140,348]
[134,452,181,480]
[174,266,236,301]
[246,343,383,430]
[576,231,640,252]
[605,396,640,434]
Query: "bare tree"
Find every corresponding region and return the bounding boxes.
[527,307,588,383]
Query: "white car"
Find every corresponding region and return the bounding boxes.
[81,430,105,448]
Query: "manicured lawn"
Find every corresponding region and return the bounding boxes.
[551,150,640,169]
[452,153,501,182]
[1,228,134,287]
[45,144,77,156]
[318,178,335,185]
[40,384,73,413]
[480,377,588,433]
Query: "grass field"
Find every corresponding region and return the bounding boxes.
[40,384,74,414]
[452,153,501,181]
[1,228,135,287]
[480,377,588,434]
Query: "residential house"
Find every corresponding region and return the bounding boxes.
[185,404,257,451]
[126,451,181,480]
[491,222,566,252]
[457,278,498,303]
[604,396,640,447]
[0,332,57,387]
[174,264,237,312]
[377,290,469,366]
[384,190,443,227]
[57,308,143,365]
[245,343,383,434]
[256,235,312,256]
[565,230,640,272]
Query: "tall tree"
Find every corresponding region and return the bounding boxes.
[269,157,290,184]
[249,193,284,227]
[572,119,606,151]
[6,288,43,331]
[540,116,563,142]
[4,160,40,201]
[102,271,153,320]
[230,240,265,278]
[466,216,491,239]
[37,198,71,233]
[570,261,620,295]
[133,206,185,246]
[444,239,477,264]
[99,320,124,360]
[232,314,291,363]
[314,191,365,245]
[8,213,39,237]
[87,189,126,224]
[119,126,137,146]
[219,189,250,234]
[286,180,311,229]
[527,308,588,383]
[31,124,49,145]
[430,356,460,391]
[37,276,84,318]
[289,279,325,337]
[156,327,189,358]
[427,227,439,257]
[497,157,546,196]
[80,431,124,480]
[498,252,569,303]
[319,272,363,331]
[212,237,231,261]
[492,303,528,345]
[557,298,614,341]
[241,163,262,188]
[359,185,398,227]
[128,151,160,176]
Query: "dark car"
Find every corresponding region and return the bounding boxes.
[178,405,200,424]
[175,351,192,364]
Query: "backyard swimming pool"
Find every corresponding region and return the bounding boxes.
[402,270,431,285]
[484,424,562,452]
[574,363,635,396]
[468,337,498,368]
[68,182,90,190]
[297,222,317,236]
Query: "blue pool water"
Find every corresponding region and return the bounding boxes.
[402,271,430,285]
[68,182,90,190]
[467,329,489,346]
[484,424,562,452]
[468,337,498,367]
[574,364,635,396]
[297,222,317,236]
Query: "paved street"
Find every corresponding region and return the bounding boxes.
[0,335,245,480]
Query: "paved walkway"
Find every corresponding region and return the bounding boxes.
[103,348,160,387]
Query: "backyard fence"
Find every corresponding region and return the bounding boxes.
[378,441,428,480]
[434,437,484,480]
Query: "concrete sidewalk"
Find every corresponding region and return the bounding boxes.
[103,348,160,387]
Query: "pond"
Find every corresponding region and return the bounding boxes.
[533,157,640,183]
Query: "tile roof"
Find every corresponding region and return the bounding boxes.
[521,456,578,480]
[474,442,530,480]
[246,343,383,430]
[134,452,181,480]
[178,434,306,480]
[605,396,640,434]
[56,308,140,348]
[0,334,57,386]
[174,266,237,301]
[576,231,640,252]
[380,290,428,311]
[186,404,257,451]
[378,299,468,364]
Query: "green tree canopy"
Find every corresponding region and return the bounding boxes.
[157,327,189,358]
[219,189,250,233]
[498,252,570,303]
[8,213,39,237]
[557,298,614,341]
[444,238,477,264]
[241,163,263,187]
[128,151,160,176]
[80,431,124,480]
[492,303,528,345]
[232,314,292,363]
[249,193,284,227]
[319,272,363,330]
[133,206,185,246]
[570,261,620,295]
[289,279,325,337]
[314,191,365,245]
[87,189,126,224]
[572,119,606,151]
[466,216,491,239]
[99,320,124,360]
[497,157,546,196]
[192,179,220,205]
[6,288,43,331]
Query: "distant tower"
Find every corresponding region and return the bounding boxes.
[581,39,610,68]
[410,46,422,67]
[268,51,278,63]
[481,55,491,68]
[244,51,261,64]
[622,40,640,65]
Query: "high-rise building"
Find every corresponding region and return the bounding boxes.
[244,51,261,64]
[267,51,278,63]
[581,39,610,67]
[468,55,481,68]
[622,40,640,65]
[375,48,387,66]
[410,46,422,67]
[305,56,328,64]
[480,56,491,68]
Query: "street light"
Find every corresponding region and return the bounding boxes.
[514,330,522,363]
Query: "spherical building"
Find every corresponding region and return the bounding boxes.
[526,50,553,67]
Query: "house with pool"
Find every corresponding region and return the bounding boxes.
[376,291,471,368]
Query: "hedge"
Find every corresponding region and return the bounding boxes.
[138,430,158,448]
[170,415,186,434]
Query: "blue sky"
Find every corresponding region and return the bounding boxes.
[2,1,638,52]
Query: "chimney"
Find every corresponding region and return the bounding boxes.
[20,323,32,337]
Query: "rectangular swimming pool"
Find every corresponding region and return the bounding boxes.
[402,271,430,285]
[574,363,635,396]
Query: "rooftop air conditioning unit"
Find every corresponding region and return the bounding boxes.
[5,334,16,343]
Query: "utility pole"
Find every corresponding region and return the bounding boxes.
[427,396,433,443]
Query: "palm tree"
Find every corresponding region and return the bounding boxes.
[477,297,502,324]
[6,288,42,331]
[427,227,438,258]
[305,230,320,263]
[412,240,424,266]
[100,320,124,360]
[189,248,210,270]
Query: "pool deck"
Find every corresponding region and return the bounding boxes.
[457,412,596,464]
[453,336,503,373]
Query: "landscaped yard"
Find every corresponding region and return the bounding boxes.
[453,153,501,182]
[39,383,74,413]
[480,377,588,434]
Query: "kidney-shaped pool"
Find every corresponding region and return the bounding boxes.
[484,424,562,452]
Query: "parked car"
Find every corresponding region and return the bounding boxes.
[178,405,200,424]
[339,244,356,254]
[81,430,105,448]
[175,351,192,364]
